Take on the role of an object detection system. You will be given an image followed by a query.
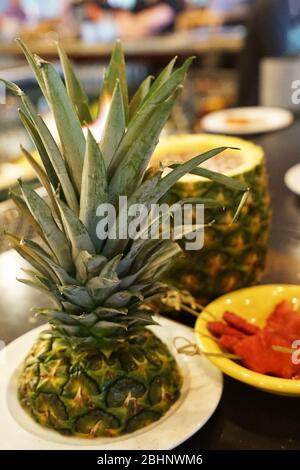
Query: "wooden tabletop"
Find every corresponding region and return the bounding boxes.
[1,119,300,449]
[0,30,244,61]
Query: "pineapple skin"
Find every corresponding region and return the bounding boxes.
[160,138,271,303]
[18,328,182,437]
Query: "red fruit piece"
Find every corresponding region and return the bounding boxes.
[223,311,260,335]
[233,331,300,379]
[207,321,245,339]
[219,334,241,353]
[265,300,300,341]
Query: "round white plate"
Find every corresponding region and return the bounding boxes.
[0,317,223,450]
[200,107,294,135]
[284,163,300,196]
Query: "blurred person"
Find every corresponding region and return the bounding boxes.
[209,0,252,25]
[6,0,26,20]
[0,0,72,27]
[0,0,27,41]
[19,1,75,40]
[0,0,7,11]
[0,0,73,24]
[176,0,252,31]
[78,0,185,40]
[21,0,71,23]
[0,0,74,41]
[238,0,300,105]
[0,0,8,27]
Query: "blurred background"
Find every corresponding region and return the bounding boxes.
[0,0,300,250]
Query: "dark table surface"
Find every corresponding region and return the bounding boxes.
[1,120,300,450]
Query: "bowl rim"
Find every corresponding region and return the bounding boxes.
[195,284,300,394]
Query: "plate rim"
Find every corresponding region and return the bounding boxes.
[0,317,223,450]
[284,163,300,196]
[200,106,294,135]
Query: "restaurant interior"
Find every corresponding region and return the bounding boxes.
[1,0,300,452]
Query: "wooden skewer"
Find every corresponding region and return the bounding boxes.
[161,289,217,319]
[173,336,240,360]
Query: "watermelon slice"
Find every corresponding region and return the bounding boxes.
[223,311,260,335]
[265,300,300,341]
[207,321,246,339]
[233,331,300,379]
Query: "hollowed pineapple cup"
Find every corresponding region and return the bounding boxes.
[152,134,271,303]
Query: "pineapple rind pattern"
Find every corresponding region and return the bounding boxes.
[160,138,270,302]
[18,329,182,437]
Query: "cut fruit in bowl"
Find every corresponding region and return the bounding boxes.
[195,284,300,396]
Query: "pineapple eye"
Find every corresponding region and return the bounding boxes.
[106,378,146,408]
[118,347,145,372]
[75,409,119,437]
[125,410,161,434]
[34,393,68,426]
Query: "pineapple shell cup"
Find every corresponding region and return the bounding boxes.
[152,134,271,303]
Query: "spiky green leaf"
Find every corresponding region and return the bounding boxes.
[19,182,73,273]
[100,80,126,167]
[16,38,47,96]
[144,56,177,101]
[108,87,182,204]
[172,165,249,192]
[75,251,107,283]
[128,75,153,120]
[20,238,78,285]
[59,285,95,310]
[20,146,61,222]
[99,254,122,281]
[38,309,81,326]
[37,59,86,191]
[99,40,129,123]
[19,110,59,191]
[56,198,95,259]
[91,321,126,338]
[0,78,23,96]
[5,232,57,281]
[104,290,142,308]
[19,108,78,213]
[139,56,193,112]
[129,147,235,210]
[57,42,92,124]
[231,190,250,224]
[0,79,59,191]
[9,190,46,242]
[80,130,108,250]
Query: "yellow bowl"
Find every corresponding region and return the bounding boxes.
[195,284,300,396]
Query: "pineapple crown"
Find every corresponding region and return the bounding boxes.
[1,40,247,350]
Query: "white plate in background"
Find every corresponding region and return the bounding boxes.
[285,163,300,196]
[200,107,294,135]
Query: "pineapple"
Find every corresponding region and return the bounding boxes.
[152,134,270,303]
[1,41,247,438]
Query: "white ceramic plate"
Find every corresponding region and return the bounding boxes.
[0,317,223,450]
[284,163,300,196]
[200,107,294,135]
